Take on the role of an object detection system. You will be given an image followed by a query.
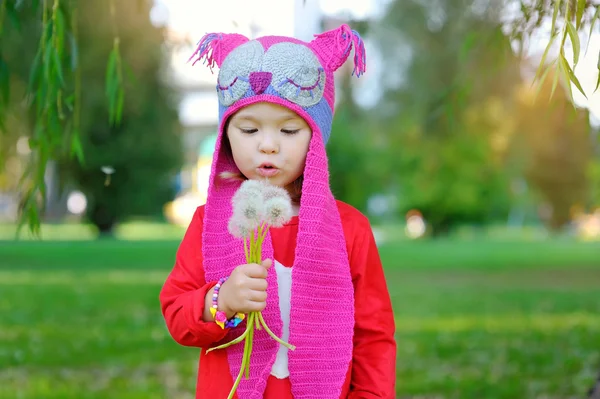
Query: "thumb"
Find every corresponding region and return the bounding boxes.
[261,258,273,269]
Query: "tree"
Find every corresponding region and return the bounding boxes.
[1,0,600,233]
[0,0,182,235]
[513,69,592,230]
[369,0,521,234]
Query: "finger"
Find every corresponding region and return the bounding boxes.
[241,300,267,313]
[247,278,268,292]
[261,258,273,270]
[245,264,268,279]
[247,290,267,303]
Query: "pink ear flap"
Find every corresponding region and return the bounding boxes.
[310,24,366,77]
[188,32,250,72]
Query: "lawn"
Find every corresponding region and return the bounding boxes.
[1,238,599,399]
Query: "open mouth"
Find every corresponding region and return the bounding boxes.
[257,163,279,177]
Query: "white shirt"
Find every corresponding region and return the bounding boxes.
[270,260,292,378]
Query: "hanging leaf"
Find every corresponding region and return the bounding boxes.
[551,0,562,34]
[586,6,600,55]
[53,51,65,86]
[565,21,580,67]
[534,33,557,83]
[6,1,21,32]
[533,61,555,103]
[0,57,9,104]
[558,52,584,106]
[28,48,43,93]
[595,55,600,92]
[70,129,84,164]
[576,0,586,29]
[68,32,78,70]
[550,59,561,101]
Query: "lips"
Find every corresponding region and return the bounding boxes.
[257,162,280,177]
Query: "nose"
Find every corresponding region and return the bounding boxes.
[258,131,278,154]
[249,71,272,95]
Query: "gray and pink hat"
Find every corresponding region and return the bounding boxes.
[190,24,366,398]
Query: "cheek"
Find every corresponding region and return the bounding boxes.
[227,133,251,168]
[293,132,311,164]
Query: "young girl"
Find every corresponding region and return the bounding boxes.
[159,24,396,398]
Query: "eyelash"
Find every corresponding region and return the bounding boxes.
[239,128,300,135]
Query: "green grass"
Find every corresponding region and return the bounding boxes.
[1,238,599,398]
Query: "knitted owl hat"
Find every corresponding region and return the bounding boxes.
[190,24,366,398]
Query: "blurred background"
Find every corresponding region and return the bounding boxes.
[1,0,600,398]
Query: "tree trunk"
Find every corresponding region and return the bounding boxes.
[89,203,116,237]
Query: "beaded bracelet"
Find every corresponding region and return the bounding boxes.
[209,277,246,329]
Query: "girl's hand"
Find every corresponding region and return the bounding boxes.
[217,259,272,317]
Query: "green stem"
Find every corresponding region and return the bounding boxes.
[205,321,251,353]
[245,316,255,379]
[258,312,296,351]
[227,313,253,399]
[243,237,249,262]
[250,229,256,263]
[254,311,262,330]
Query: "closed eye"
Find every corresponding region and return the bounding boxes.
[281,129,300,135]
[278,68,324,98]
[240,128,258,134]
[217,76,248,91]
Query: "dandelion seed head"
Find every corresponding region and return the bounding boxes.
[228,217,252,239]
[232,180,264,208]
[264,196,293,228]
[262,184,290,202]
[233,195,264,228]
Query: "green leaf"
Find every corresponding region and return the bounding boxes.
[55,7,66,55]
[70,130,85,164]
[105,48,117,97]
[68,32,78,71]
[551,60,561,101]
[558,53,577,106]
[551,0,562,34]
[559,51,587,99]
[595,56,600,92]
[52,51,64,87]
[28,48,43,93]
[533,61,555,103]
[6,1,22,31]
[534,33,557,83]
[566,21,580,67]
[460,32,477,63]
[43,41,53,81]
[586,6,600,55]
[576,0,586,29]
[115,88,124,124]
[0,57,9,104]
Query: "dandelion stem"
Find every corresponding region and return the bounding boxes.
[227,314,253,399]
[206,322,251,353]
[258,312,296,351]
[243,238,249,262]
[245,315,255,379]
[254,311,262,330]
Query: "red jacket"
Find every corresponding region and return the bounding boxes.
[160,200,396,398]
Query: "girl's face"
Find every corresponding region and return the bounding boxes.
[226,102,312,194]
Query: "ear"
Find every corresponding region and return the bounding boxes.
[188,32,250,72]
[310,24,366,77]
